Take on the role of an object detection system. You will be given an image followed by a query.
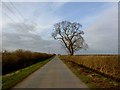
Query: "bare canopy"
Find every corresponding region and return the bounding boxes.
[52,21,88,55]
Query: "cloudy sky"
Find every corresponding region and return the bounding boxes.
[1,1,118,54]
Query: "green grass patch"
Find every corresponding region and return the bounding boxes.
[61,60,97,89]
[2,56,54,90]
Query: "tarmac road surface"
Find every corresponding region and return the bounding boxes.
[13,56,88,88]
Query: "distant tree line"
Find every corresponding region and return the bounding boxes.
[2,49,55,75]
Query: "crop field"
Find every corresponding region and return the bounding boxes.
[2,49,55,75]
[60,55,120,81]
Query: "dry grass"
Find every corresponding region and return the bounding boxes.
[60,55,120,80]
[60,57,119,88]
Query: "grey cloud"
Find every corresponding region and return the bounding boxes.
[2,32,66,54]
[6,22,36,33]
[2,18,66,54]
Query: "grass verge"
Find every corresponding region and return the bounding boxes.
[60,56,119,89]
[2,56,54,90]
[61,59,96,89]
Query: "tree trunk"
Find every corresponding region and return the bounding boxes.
[68,44,74,56]
[69,50,74,56]
[70,53,73,56]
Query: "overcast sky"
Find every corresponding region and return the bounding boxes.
[1,1,118,54]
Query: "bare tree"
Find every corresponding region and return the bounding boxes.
[52,21,88,55]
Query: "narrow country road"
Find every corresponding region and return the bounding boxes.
[13,56,88,88]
